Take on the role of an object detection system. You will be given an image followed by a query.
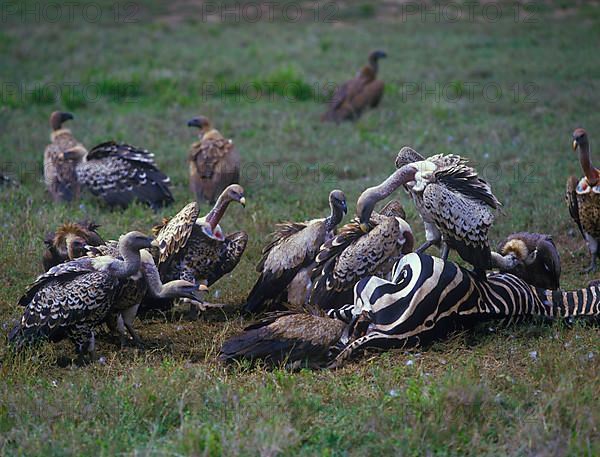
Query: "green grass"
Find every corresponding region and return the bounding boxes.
[1,1,599,455]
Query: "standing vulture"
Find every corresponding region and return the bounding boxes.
[244,190,348,314]
[321,50,387,123]
[9,231,153,363]
[187,116,241,204]
[86,241,207,347]
[42,221,104,271]
[497,232,561,290]
[566,128,600,272]
[153,184,248,318]
[43,111,88,202]
[75,141,174,210]
[310,199,413,310]
[378,146,516,276]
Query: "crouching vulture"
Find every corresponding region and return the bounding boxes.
[187,116,241,204]
[497,232,561,290]
[244,190,348,314]
[321,50,387,123]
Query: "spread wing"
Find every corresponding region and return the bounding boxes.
[154,202,200,264]
[566,175,584,238]
[244,220,327,314]
[78,141,173,209]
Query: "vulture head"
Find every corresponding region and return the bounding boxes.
[369,50,387,63]
[187,116,212,134]
[118,231,155,252]
[329,189,348,215]
[223,184,246,207]
[572,128,588,152]
[49,111,74,131]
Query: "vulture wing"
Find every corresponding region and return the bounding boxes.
[566,175,584,238]
[154,201,200,264]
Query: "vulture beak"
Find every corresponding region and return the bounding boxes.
[198,284,209,292]
[342,201,348,215]
[150,239,160,248]
[239,196,246,207]
[359,222,369,233]
[572,139,578,151]
[61,112,74,122]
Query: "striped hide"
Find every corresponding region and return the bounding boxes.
[330,253,600,366]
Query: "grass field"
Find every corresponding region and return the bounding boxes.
[1,0,599,455]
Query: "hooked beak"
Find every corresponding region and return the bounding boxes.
[572,139,578,151]
[359,222,369,233]
[61,112,74,122]
[239,196,246,207]
[150,239,160,248]
[342,201,348,215]
[189,284,209,302]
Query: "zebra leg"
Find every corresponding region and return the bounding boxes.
[583,234,598,273]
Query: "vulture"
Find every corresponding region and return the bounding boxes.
[220,309,347,368]
[497,232,561,290]
[43,111,88,202]
[244,190,348,314]
[42,221,104,271]
[384,146,516,276]
[9,232,204,362]
[310,199,413,310]
[188,116,241,204]
[321,50,387,123]
[75,141,174,210]
[86,241,208,347]
[9,231,153,363]
[566,128,600,272]
[153,184,248,318]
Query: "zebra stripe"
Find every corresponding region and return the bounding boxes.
[331,253,600,366]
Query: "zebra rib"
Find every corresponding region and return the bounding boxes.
[331,253,599,367]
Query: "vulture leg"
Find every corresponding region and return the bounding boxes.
[71,326,97,366]
[440,242,450,261]
[106,313,129,349]
[122,304,144,348]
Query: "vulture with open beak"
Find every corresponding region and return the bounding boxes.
[310,198,413,310]
[187,116,241,204]
[497,232,561,290]
[386,146,515,276]
[42,221,104,271]
[43,111,88,202]
[566,128,600,272]
[244,190,348,314]
[321,50,387,123]
[153,185,248,318]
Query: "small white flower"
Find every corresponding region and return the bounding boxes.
[529,351,538,360]
[388,389,399,397]
[405,359,414,366]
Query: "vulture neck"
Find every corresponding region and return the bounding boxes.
[368,57,379,75]
[325,203,345,232]
[142,258,183,298]
[112,245,143,279]
[578,142,599,186]
[205,195,231,230]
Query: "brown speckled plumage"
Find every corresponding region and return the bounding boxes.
[76,141,173,210]
[43,111,88,202]
[321,50,386,123]
[310,199,413,310]
[244,190,347,314]
[566,128,600,272]
[188,116,240,204]
[9,232,154,361]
